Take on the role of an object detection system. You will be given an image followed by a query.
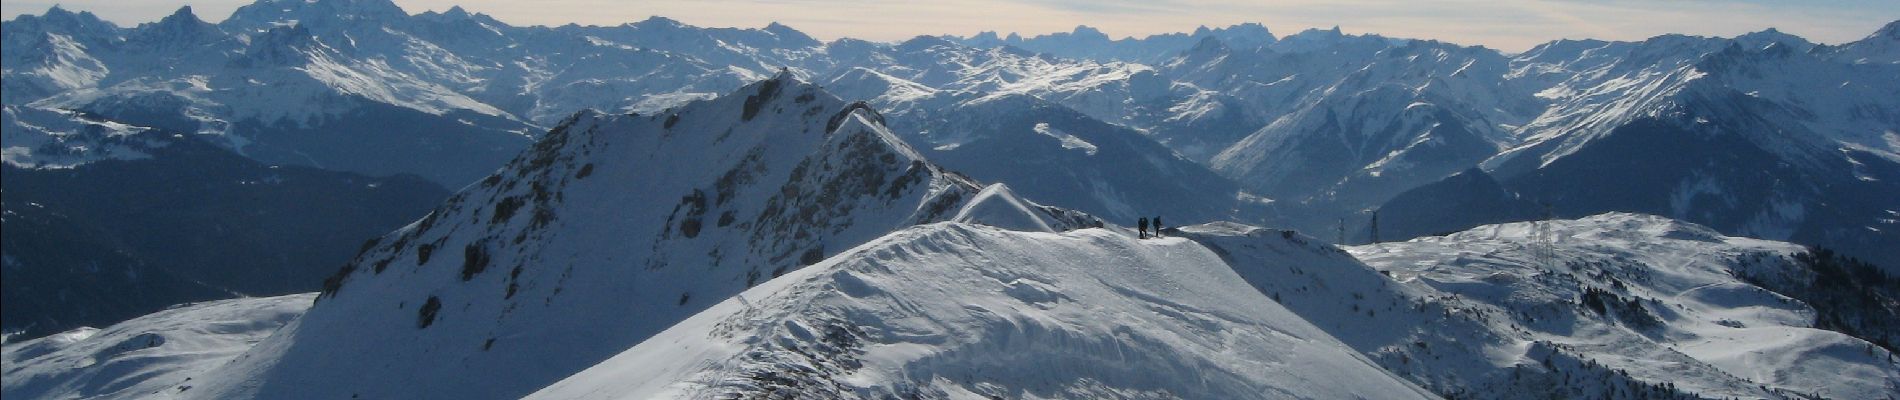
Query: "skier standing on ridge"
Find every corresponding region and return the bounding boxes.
[1138,217,1149,239]
[1153,216,1164,238]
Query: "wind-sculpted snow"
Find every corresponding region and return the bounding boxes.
[529,223,1432,400]
[1,294,316,400]
[174,75,1095,400]
[1347,213,1899,399]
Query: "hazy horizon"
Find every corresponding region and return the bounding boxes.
[3,0,1897,52]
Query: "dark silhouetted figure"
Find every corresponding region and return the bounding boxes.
[1153,216,1164,238]
[1138,217,1149,239]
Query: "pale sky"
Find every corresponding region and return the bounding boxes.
[4,0,1897,52]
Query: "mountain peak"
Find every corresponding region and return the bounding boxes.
[898,34,958,51]
[130,4,221,45]
[222,0,409,31]
[177,76,1026,399]
[152,5,207,27]
[951,183,1057,232]
[21,4,119,33]
[633,15,684,28]
[768,66,797,82]
[1071,25,1110,41]
[41,4,73,17]
[443,5,470,18]
[1274,25,1356,50]
[1734,27,1813,52]
[1874,19,1900,40]
[1226,22,1272,36]
[1189,35,1230,55]
[1287,25,1346,40]
[761,21,819,46]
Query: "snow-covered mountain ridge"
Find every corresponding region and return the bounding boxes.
[529,222,1434,399]
[4,3,1898,398]
[12,212,1894,399]
[162,74,1102,400]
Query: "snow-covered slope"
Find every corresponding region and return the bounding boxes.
[3,105,164,168]
[1108,30,1548,238]
[1,294,315,400]
[1831,20,1900,65]
[819,35,1182,130]
[1152,28,1425,162]
[1347,213,1899,399]
[950,183,1059,232]
[0,7,118,104]
[1171,37,1543,239]
[1208,40,1532,205]
[7,5,1898,396]
[814,38,1265,224]
[1442,31,1900,269]
[174,75,1093,400]
[1495,27,1899,174]
[2,0,813,186]
[528,222,1432,400]
[1179,222,1652,399]
[26,20,540,186]
[1364,168,1544,242]
[822,79,1259,224]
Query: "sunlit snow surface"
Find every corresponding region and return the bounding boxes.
[530,223,1433,399]
[0,294,315,400]
[1350,213,1899,399]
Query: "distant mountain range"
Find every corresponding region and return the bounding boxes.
[6,3,1892,267]
[2,2,1897,398]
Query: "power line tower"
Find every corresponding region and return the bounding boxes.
[1368,209,1381,244]
[1531,202,1556,270]
[1337,217,1346,244]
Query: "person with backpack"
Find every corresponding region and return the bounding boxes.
[1138,217,1149,239]
[1153,216,1164,238]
